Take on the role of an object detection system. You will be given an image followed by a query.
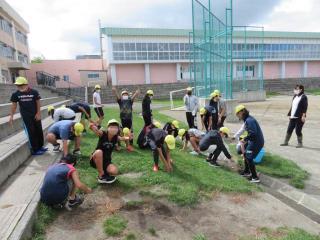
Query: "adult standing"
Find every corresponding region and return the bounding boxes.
[280,85,308,148]
[183,87,199,128]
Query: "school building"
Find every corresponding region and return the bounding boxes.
[0,0,30,84]
[102,27,320,86]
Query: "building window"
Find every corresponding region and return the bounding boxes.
[0,17,12,35]
[0,42,14,60]
[15,31,27,45]
[63,75,70,81]
[88,73,100,78]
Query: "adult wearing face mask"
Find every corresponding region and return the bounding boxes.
[142,89,154,126]
[280,85,308,148]
[93,85,104,126]
[112,87,140,151]
[9,77,47,155]
[183,87,199,128]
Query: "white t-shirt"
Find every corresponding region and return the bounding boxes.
[93,92,102,108]
[188,128,205,138]
[290,95,302,119]
[53,108,76,122]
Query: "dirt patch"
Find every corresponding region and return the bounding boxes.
[45,189,320,240]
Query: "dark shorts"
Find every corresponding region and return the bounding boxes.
[60,116,76,121]
[81,108,91,120]
[94,107,104,117]
[121,118,132,129]
[90,152,111,169]
[53,133,75,141]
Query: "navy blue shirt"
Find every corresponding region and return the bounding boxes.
[244,115,264,148]
[40,163,75,205]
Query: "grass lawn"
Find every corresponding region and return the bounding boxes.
[239,227,320,240]
[229,144,309,189]
[266,91,281,98]
[76,107,258,206]
[306,88,320,95]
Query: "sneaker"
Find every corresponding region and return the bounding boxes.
[40,146,48,152]
[153,164,159,172]
[126,145,134,152]
[189,151,199,156]
[208,161,220,167]
[67,194,84,208]
[73,149,82,155]
[115,145,121,151]
[249,177,261,183]
[53,144,60,152]
[98,175,117,184]
[32,150,46,156]
[239,170,251,177]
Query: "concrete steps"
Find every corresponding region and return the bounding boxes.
[0,99,71,141]
[0,113,81,240]
[0,96,67,118]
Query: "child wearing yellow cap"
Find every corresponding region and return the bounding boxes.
[89,119,129,184]
[146,128,175,172]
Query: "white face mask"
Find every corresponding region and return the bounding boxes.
[294,89,299,95]
[150,96,153,99]
[96,90,101,93]
[122,96,129,100]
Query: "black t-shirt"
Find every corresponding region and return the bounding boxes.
[147,128,167,148]
[142,96,152,115]
[95,131,118,161]
[68,103,90,113]
[208,101,218,119]
[163,122,178,137]
[118,98,133,120]
[10,88,41,118]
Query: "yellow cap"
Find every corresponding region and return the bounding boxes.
[74,123,84,137]
[95,84,101,89]
[178,129,186,138]
[200,107,206,115]
[47,105,54,113]
[219,127,230,136]
[14,77,28,85]
[186,87,192,91]
[107,119,120,127]
[239,131,248,140]
[123,127,130,136]
[235,104,246,114]
[171,120,179,129]
[210,89,220,98]
[147,89,154,95]
[121,90,129,95]
[153,121,161,128]
[164,135,176,150]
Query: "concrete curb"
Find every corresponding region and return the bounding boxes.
[259,173,320,223]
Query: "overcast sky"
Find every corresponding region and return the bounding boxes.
[8,0,320,59]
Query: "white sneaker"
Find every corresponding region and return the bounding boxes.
[189,151,199,156]
[249,178,261,183]
[53,144,60,152]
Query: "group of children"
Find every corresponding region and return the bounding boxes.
[9,79,263,210]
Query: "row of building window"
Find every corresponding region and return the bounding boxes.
[0,41,28,62]
[0,16,28,45]
[113,42,320,61]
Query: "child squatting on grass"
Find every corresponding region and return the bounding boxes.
[89,119,130,184]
